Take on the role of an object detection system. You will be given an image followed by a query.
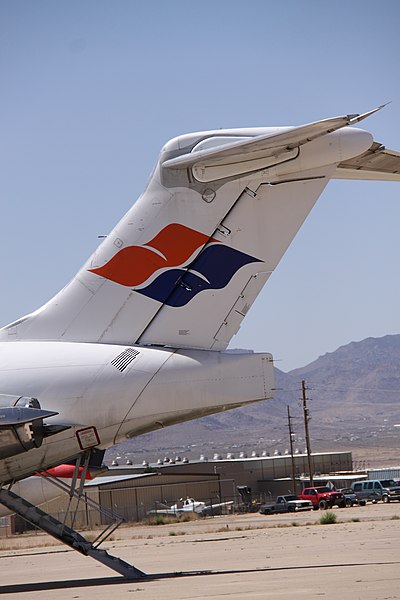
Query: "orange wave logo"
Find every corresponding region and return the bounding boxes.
[89,223,214,287]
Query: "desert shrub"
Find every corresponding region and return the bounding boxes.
[319,511,337,525]
[178,512,199,522]
[146,515,177,526]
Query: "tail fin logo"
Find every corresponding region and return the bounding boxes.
[89,223,211,287]
[89,223,261,307]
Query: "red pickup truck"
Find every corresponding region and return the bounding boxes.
[300,486,346,510]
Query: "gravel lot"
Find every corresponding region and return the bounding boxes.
[1,502,400,599]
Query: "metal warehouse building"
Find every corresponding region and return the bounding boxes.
[75,450,354,525]
[153,450,353,490]
[2,450,354,534]
[368,467,400,480]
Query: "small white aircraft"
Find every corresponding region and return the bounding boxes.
[0,105,399,577]
[149,497,233,517]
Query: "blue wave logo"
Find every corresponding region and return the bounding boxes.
[136,244,261,307]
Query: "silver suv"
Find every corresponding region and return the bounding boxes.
[351,479,400,503]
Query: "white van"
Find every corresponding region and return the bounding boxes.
[351,479,400,503]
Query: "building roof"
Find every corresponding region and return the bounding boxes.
[106,450,352,471]
[299,474,366,482]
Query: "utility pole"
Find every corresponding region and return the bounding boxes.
[302,380,314,486]
[287,405,297,495]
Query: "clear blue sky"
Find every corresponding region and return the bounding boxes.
[1,0,399,371]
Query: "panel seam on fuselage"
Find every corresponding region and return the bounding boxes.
[112,348,178,443]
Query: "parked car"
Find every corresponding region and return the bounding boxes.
[260,495,313,515]
[300,486,346,510]
[351,480,400,503]
[336,488,366,507]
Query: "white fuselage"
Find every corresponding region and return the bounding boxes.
[0,341,273,483]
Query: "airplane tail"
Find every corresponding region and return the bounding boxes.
[2,108,398,350]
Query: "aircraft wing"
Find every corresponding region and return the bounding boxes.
[147,508,179,515]
[200,500,234,515]
[333,141,400,181]
[147,501,185,516]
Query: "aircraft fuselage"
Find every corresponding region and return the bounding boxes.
[0,341,273,482]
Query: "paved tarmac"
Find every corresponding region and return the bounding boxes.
[1,504,400,599]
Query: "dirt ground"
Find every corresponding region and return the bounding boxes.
[350,445,400,469]
[1,503,400,599]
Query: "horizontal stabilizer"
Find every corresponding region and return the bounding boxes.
[333,141,400,181]
[162,106,386,172]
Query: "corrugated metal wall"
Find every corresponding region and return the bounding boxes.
[33,474,235,528]
[368,468,400,480]
[95,479,229,523]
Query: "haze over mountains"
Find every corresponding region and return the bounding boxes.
[107,335,400,467]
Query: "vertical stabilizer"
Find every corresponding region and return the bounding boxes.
[1,117,374,348]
